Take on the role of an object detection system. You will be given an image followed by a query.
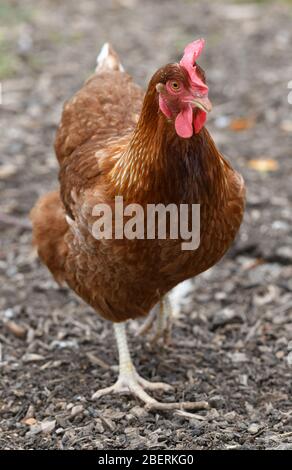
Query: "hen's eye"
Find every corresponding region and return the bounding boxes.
[171,81,180,91]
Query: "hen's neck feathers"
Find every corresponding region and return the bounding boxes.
[109,85,229,205]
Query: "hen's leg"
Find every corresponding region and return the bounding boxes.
[137,295,173,344]
[92,322,209,412]
[92,323,171,404]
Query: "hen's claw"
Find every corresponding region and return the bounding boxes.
[137,375,172,392]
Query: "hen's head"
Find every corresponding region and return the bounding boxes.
[152,39,212,138]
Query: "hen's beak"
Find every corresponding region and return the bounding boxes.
[190,95,212,113]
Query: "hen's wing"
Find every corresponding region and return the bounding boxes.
[55,44,144,165]
[55,44,144,220]
[226,167,246,232]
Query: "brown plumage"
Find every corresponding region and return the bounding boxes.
[31,42,245,409]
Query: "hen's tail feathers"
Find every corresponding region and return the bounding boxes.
[95,43,125,73]
[30,191,68,285]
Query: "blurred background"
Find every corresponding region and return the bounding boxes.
[0,0,292,450]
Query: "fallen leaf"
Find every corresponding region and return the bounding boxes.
[230,117,255,131]
[22,417,37,426]
[248,159,278,172]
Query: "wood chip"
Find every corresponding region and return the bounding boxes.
[70,405,84,418]
[0,164,17,179]
[146,401,210,412]
[41,420,56,434]
[26,424,42,436]
[100,416,116,432]
[130,406,148,419]
[175,410,207,420]
[86,352,110,369]
[23,404,35,420]
[4,320,27,339]
[229,352,248,363]
[276,350,285,359]
[22,353,45,363]
[248,423,260,434]
[280,120,292,133]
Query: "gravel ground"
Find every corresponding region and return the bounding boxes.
[1,0,292,450]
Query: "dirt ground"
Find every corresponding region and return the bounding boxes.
[1,0,292,450]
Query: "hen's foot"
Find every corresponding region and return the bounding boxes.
[92,368,172,405]
[92,322,209,412]
[92,368,208,411]
[137,295,173,345]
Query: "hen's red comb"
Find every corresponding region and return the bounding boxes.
[180,39,208,94]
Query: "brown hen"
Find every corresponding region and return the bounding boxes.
[31,41,245,410]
